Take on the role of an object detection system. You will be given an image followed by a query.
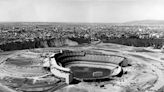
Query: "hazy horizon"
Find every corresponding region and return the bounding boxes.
[0,0,164,23]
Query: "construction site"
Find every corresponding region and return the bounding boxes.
[0,43,164,92]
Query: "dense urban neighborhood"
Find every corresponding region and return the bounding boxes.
[0,23,164,51]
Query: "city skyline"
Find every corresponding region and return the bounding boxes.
[0,0,164,23]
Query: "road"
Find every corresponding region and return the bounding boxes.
[123,51,164,91]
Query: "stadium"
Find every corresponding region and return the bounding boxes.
[51,50,129,82]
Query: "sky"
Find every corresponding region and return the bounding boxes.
[0,0,164,23]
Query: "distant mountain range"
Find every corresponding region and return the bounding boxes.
[1,20,164,25]
[124,20,164,24]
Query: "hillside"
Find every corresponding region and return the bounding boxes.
[125,20,164,25]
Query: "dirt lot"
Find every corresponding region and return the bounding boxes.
[0,43,164,92]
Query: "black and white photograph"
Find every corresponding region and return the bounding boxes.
[0,0,164,92]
